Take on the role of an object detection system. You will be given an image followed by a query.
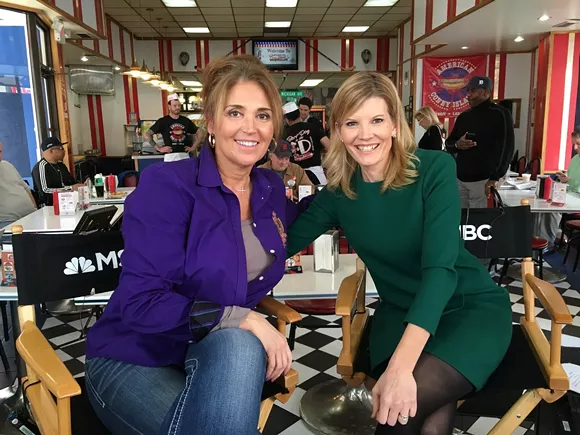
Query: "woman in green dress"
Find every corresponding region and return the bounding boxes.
[286,72,512,434]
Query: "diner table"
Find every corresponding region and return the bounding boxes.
[89,187,134,205]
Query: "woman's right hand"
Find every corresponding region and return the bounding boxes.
[240,311,293,382]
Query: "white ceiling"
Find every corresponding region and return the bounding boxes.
[420,0,580,56]
[103,0,411,39]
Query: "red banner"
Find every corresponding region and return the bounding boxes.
[422,55,487,119]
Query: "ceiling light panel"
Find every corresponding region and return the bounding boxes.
[163,0,197,6]
[300,79,324,87]
[266,0,298,7]
[343,26,369,32]
[265,21,292,27]
[364,0,398,6]
[183,27,210,33]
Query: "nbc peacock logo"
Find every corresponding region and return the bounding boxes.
[64,257,96,275]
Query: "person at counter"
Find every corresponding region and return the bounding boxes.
[0,141,36,232]
[85,54,298,435]
[259,139,314,200]
[31,137,84,207]
[145,93,200,154]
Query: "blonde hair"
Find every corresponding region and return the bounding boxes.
[415,106,442,129]
[201,55,283,140]
[325,72,418,199]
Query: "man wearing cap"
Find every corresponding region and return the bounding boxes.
[283,101,330,185]
[145,93,199,154]
[446,76,515,208]
[259,139,314,200]
[31,137,84,206]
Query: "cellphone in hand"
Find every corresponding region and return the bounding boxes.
[465,132,477,141]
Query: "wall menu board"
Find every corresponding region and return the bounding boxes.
[253,40,298,70]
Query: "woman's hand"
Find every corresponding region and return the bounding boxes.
[557,172,569,183]
[371,368,417,427]
[240,311,292,382]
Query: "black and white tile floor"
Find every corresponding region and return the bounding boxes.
[37,267,580,435]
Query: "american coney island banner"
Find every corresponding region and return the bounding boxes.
[422,56,487,119]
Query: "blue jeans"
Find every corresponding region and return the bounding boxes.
[85,329,267,435]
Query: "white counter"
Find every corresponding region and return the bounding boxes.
[499,189,580,213]
[74,254,377,305]
[131,155,165,160]
[90,187,135,205]
[0,205,124,235]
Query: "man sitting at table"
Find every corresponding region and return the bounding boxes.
[31,137,84,207]
[0,140,36,233]
[259,139,313,201]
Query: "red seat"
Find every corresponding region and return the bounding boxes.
[566,220,580,231]
[285,299,336,315]
[532,237,548,250]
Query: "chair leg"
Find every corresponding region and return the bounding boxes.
[488,389,542,435]
[497,259,510,285]
[0,339,10,373]
[564,241,572,264]
[488,259,495,272]
[575,247,580,273]
[537,249,544,280]
[0,302,9,342]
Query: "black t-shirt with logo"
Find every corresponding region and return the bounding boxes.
[284,122,325,169]
[150,115,198,153]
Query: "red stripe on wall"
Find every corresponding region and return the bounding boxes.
[119,31,126,65]
[123,76,131,124]
[95,96,107,156]
[544,34,570,171]
[72,0,79,19]
[341,39,346,69]
[93,40,99,52]
[158,40,165,73]
[167,40,173,72]
[204,40,210,67]
[241,40,246,54]
[95,0,104,34]
[77,0,83,22]
[106,18,113,59]
[447,0,457,21]
[377,39,383,71]
[498,53,507,100]
[132,78,140,121]
[195,40,202,70]
[313,40,318,72]
[233,40,238,55]
[305,39,311,72]
[425,0,433,33]
[348,39,354,68]
[384,38,391,70]
[130,34,135,62]
[87,95,98,150]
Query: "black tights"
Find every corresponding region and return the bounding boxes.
[374,353,474,435]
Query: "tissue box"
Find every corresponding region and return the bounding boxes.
[313,230,339,273]
[58,191,77,216]
[285,254,302,274]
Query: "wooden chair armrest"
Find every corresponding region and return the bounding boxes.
[336,269,365,316]
[524,275,573,324]
[16,321,81,399]
[257,296,301,324]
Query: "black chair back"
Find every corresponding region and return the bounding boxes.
[461,189,532,259]
[12,231,124,305]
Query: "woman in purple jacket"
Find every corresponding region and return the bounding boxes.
[85,55,296,435]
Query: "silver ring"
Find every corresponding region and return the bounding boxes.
[398,415,409,423]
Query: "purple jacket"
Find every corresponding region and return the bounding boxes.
[86,146,298,367]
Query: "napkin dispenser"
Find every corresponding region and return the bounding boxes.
[313,230,339,273]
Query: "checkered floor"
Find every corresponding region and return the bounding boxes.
[37,264,580,435]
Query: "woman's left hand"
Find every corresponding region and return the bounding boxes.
[371,368,417,427]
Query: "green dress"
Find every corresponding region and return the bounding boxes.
[286,149,512,390]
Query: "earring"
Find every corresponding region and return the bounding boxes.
[268,139,277,153]
[208,133,216,148]
[392,131,397,138]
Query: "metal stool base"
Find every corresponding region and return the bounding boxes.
[45,299,91,316]
[300,379,377,435]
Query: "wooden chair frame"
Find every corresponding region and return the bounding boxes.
[334,257,572,435]
[13,227,301,435]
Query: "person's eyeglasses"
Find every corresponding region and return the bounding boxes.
[51,146,64,151]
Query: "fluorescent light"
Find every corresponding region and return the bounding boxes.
[266,0,298,6]
[342,26,369,32]
[190,87,203,92]
[80,56,88,62]
[514,36,524,42]
[180,80,202,87]
[300,79,324,87]
[163,0,196,6]
[364,0,398,5]
[265,21,291,28]
[538,14,550,22]
[183,27,210,33]
[114,66,121,71]
[461,46,469,50]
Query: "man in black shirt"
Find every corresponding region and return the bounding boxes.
[446,76,514,208]
[283,102,330,185]
[32,137,83,206]
[298,97,323,128]
[145,93,200,154]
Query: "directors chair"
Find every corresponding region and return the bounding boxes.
[11,225,301,435]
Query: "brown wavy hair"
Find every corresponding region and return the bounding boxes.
[325,72,418,199]
[201,54,283,141]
